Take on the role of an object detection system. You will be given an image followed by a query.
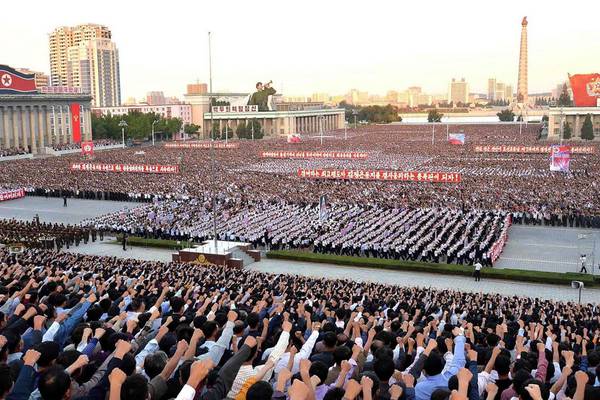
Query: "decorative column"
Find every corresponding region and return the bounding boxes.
[60,106,67,144]
[29,106,38,154]
[11,107,19,148]
[21,106,30,151]
[37,106,45,149]
[86,108,92,141]
[0,107,5,149]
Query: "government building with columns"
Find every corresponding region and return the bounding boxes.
[183,91,345,137]
[0,65,93,153]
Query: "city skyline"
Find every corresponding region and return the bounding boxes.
[3,0,599,100]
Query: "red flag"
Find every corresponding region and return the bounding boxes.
[70,103,81,143]
[81,141,94,155]
[0,65,37,94]
[569,73,600,107]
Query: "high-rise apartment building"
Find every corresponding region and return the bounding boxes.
[146,91,166,105]
[49,24,120,107]
[488,77,514,102]
[448,78,469,104]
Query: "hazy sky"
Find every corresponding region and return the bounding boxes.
[2,0,599,100]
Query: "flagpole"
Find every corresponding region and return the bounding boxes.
[208,31,218,253]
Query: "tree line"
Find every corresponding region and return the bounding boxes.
[92,112,185,141]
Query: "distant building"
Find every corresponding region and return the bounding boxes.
[488,77,513,102]
[311,93,330,103]
[66,38,121,107]
[93,103,192,125]
[146,91,166,105]
[548,107,600,138]
[448,78,469,104]
[16,68,49,88]
[186,83,208,95]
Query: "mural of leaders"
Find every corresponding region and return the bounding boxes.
[248,80,276,111]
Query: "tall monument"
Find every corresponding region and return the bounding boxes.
[517,16,528,104]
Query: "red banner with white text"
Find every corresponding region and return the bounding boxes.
[70,163,180,174]
[261,151,368,159]
[0,189,25,202]
[474,145,595,154]
[297,169,461,183]
[165,142,239,149]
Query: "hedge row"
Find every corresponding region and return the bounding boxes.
[267,250,598,287]
[112,236,196,250]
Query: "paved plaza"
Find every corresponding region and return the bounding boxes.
[0,196,137,224]
[496,224,600,275]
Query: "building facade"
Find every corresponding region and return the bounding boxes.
[49,24,120,107]
[93,103,192,125]
[49,24,112,86]
[146,91,166,105]
[547,107,600,139]
[448,78,469,104]
[0,94,93,152]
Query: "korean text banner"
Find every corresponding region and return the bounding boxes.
[70,163,180,174]
[297,169,461,183]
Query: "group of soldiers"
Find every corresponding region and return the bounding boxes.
[0,217,104,250]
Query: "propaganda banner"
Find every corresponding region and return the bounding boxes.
[550,145,571,172]
[297,169,461,183]
[81,141,94,155]
[474,145,595,154]
[261,151,368,159]
[165,142,239,149]
[70,163,180,174]
[569,73,600,107]
[70,103,81,143]
[0,188,25,202]
[0,65,37,94]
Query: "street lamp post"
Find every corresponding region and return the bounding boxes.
[151,119,158,146]
[344,122,347,140]
[118,120,128,149]
[352,109,358,130]
[560,107,564,145]
[208,31,218,252]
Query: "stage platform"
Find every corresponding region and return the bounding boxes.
[172,240,260,268]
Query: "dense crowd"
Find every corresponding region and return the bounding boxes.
[0,124,597,219]
[0,218,101,249]
[0,147,30,158]
[86,201,507,265]
[0,248,597,400]
[52,139,121,151]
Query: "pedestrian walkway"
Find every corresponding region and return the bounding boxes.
[496,225,600,274]
[0,197,137,224]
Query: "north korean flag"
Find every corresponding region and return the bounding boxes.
[0,65,37,94]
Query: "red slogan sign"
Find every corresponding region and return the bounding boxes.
[474,145,595,154]
[261,151,368,159]
[0,189,25,202]
[297,169,461,183]
[165,142,239,149]
[70,163,180,174]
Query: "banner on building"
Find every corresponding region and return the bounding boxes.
[164,142,239,149]
[81,141,94,155]
[70,163,180,174]
[297,169,461,183]
[474,145,595,154]
[448,133,465,145]
[211,105,258,113]
[569,73,600,107]
[0,188,25,202]
[70,103,81,143]
[261,151,368,159]
[0,65,37,94]
[550,145,571,172]
[319,195,328,221]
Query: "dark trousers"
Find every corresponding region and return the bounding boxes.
[474,270,481,281]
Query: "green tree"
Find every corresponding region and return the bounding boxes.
[497,109,515,122]
[236,121,248,139]
[184,123,201,135]
[221,124,234,140]
[542,115,549,122]
[581,114,594,140]
[427,109,443,123]
[558,84,572,107]
[563,121,572,140]
[210,122,220,139]
[246,120,263,139]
